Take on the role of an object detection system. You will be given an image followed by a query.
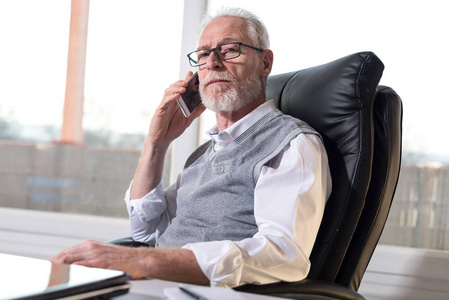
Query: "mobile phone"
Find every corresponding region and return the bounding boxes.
[176,72,202,118]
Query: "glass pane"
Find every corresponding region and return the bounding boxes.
[205,0,449,251]
[84,0,183,150]
[0,0,184,218]
[0,0,70,142]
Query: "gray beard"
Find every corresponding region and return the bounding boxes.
[199,73,263,112]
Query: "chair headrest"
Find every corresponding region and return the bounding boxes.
[267,51,384,156]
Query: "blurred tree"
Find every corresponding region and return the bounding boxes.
[0,114,18,140]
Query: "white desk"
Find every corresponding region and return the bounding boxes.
[116,278,288,300]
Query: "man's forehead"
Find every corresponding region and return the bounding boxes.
[198,16,248,49]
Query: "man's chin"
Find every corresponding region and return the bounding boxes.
[200,93,226,108]
[201,100,221,112]
[200,88,243,112]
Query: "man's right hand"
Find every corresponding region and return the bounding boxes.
[130,72,205,199]
[146,71,205,149]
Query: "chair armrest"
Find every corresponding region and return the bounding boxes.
[108,237,153,248]
[235,279,365,300]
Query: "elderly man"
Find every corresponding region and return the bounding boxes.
[50,8,331,288]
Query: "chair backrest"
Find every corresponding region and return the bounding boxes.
[266,52,388,284]
[336,86,403,290]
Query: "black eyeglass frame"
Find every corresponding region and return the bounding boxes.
[187,42,264,67]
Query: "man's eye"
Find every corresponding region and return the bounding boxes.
[222,45,237,53]
[198,52,209,60]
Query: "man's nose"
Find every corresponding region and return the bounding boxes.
[205,49,223,70]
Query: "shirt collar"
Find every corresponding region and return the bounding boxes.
[207,100,277,150]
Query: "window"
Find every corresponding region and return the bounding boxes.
[0,0,184,218]
[206,0,449,251]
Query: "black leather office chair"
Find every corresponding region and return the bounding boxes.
[234,52,403,299]
[111,52,403,300]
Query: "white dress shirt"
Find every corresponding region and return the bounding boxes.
[124,100,332,287]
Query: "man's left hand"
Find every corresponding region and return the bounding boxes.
[49,240,149,279]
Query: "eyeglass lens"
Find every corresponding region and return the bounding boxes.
[190,43,241,66]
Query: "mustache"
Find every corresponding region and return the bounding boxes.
[200,72,234,87]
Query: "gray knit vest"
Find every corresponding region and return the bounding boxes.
[156,109,319,248]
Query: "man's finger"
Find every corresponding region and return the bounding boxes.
[184,71,194,81]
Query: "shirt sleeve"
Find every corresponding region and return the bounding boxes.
[183,133,332,287]
[124,178,179,244]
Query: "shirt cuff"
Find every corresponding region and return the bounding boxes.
[124,180,166,222]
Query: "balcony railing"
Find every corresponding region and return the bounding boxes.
[1,140,449,251]
[380,164,449,251]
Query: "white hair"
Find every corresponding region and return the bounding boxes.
[198,7,270,49]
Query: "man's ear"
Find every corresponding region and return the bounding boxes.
[260,49,274,78]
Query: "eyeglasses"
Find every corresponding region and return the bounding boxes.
[187,42,264,67]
